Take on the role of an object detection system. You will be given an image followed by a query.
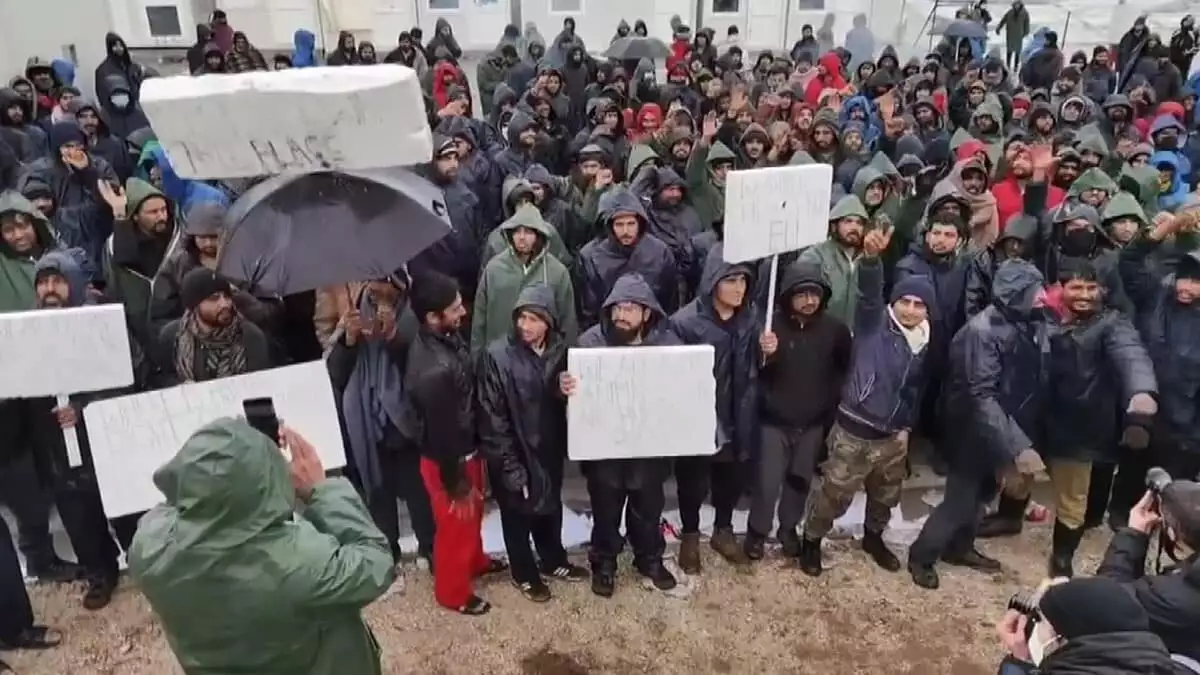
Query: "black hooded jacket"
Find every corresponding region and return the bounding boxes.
[95,33,144,117]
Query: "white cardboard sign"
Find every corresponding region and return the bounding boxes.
[567,346,716,461]
[141,65,433,179]
[722,163,834,263]
[84,362,347,517]
[0,304,133,398]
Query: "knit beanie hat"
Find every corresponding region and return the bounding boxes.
[1038,577,1150,641]
[180,267,230,311]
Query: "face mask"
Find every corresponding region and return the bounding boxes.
[1062,227,1096,255]
[1027,622,1059,666]
[110,93,130,109]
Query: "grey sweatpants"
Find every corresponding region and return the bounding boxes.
[747,424,823,537]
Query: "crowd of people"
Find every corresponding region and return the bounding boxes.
[1,4,1199,673]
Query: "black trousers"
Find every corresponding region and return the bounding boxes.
[909,463,998,566]
[0,454,55,573]
[497,453,568,584]
[587,476,665,574]
[0,514,34,643]
[1006,48,1020,73]
[112,513,143,553]
[675,456,742,534]
[365,447,435,562]
[55,480,120,583]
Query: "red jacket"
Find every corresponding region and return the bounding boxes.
[805,52,848,108]
[991,175,1064,233]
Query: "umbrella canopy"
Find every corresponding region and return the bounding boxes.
[939,19,988,41]
[218,168,450,296]
[605,37,671,62]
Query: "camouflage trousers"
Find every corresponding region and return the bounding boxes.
[804,422,908,539]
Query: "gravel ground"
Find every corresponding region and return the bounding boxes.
[5,523,1116,675]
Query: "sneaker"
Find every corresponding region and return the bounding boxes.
[82,577,117,611]
[639,565,677,591]
[591,571,615,598]
[542,562,589,583]
[512,578,552,602]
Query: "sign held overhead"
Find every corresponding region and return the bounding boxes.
[141,65,433,180]
[722,164,834,263]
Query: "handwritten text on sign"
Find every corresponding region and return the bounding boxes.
[567,345,716,461]
[723,163,834,263]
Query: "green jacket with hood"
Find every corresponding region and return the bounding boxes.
[129,418,394,675]
[0,191,58,313]
[852,161,901,225]
[486,176,572,263]
[1119,164,1161,220]
[472,205,577,352]
[795,195,870,326]
[686,140,736,231]
[102,177,181,335]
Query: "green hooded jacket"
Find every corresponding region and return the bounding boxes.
[102,177,180,334]
[472,205,577,352]
[0,191,57,313]
[1101,191,1148,232]
[686,140,736,231]
[852,162,901,224]
[475,53,508,117]
[795,194,870,326]
[129,418,394,675]
[1118,164,1161,220]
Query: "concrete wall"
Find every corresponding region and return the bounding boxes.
[0,0,114,98]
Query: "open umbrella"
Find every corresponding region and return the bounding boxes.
[217,168,450,296]
[605,36,671,62]
[939,19,988,41]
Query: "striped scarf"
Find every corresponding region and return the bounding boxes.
[174,310,247,383]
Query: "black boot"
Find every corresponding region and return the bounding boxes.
[743,530,766,561]
[977,495,1028,539]
[861,531,901,572]
[1048,521,1085,578]
[798,537,823,577]
[907,559,940,590]
[591,569,616,598]
[778,527,801,558]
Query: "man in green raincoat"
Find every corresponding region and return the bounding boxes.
[129,419,395,675]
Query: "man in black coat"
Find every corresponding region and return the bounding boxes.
[476,283,588,602]
[405,271,504,616]
[562,273,680,598]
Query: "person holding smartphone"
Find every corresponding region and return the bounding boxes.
[129,420,395,675]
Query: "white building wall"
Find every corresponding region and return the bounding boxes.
[0,0,114,98]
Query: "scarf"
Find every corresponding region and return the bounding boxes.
[174,310,247,383]
[964,189,1001,251]
[340,292,406,491]
[887,306,930,354]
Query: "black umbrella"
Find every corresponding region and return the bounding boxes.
[605,36,671,62]
[939,19,988,41]
[218,168,451,296]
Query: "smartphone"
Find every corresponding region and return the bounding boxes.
[243,397,280,445]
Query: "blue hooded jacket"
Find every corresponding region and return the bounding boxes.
[51,59,76,88]
[1151,150,1190,212]
[293,30,318,68]
[1021,27,1050,65]
[139,145,230,217]
[1149,114,1192,181]
[839,96,882,148]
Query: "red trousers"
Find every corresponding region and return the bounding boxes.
[420,456,489,609]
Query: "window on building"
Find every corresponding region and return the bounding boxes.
[145,6,183,37]
[428,0,459,10]
[796,0,825,8]
[712,0,740,12]
[550,0,582,12]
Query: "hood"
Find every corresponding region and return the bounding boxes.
[50,58,75,87]
[653,167,687,198]
[696,242,753,301]
[505,108,537,147]
[1067,168,1118,200]
[195,24,213,44]
[1151,149,1184,184]
[598,187,649,235]
[499,202,553,242]
[706,141,737,167]
[293,29,315,51]
[1119,164,1160,205]
[150,418,295,543]
[925,177,972,221]
[125,176,170,220]
[829,194,870,222]
[523,163,555,190]
[501,176,535,216]
[991,259,1045,319]
[491,82,518,114]
[1102,191,1147,226]
[599,273,666,334]
[438,115,478,148]
[999,214,1039,247]
[1149,113,1186,140]
[512,282,560,332]
[0,190,54,257]
[852,165,888,203]
[1075,131,1110,158]
[778,261,831,309]
[1052,201,1100,228]
[626,143,660,182]
[33,250,89,306]
[970,98,1003,129]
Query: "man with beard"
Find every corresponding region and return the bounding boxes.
[409,138,482,309]
[27,250,145,609]
[492,109,540,181]
[965,214,1039,316]
[98,177,176,340]
[908,260,1049,589]
[160,267,273,385]
[384,31,430,79]
[576,187,678,330]
[669,245,758,572]
[749,263,852,559]
[65,98,131,182]
[981,260,1156,578]
[1030,199,1133,314]
[406,271,506,615]
[992,140,1064,234]
[1052,148,1082,190]
[799,227,936,576]
[687,113,737,231]
[794,194,870,326]
[561,273,680,597]
[476,284,589,603]
[640,167,701,301]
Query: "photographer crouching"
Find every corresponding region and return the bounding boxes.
[1096,469,1200,665]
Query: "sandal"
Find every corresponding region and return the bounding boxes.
[481,559,509,576]
[456,595,492,616]
[1,626,63,650]
[511,579,552,602]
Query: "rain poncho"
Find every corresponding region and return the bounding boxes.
[129,418,395,675]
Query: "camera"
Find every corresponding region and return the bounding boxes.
[1146,467,1173,495]
[1008,592,1042,639]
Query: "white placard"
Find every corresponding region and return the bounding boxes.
[723,164,834,263]
[84,362,347,517]
[567,346,716,461]
[141,65,433,179]
[0,304,133,398]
